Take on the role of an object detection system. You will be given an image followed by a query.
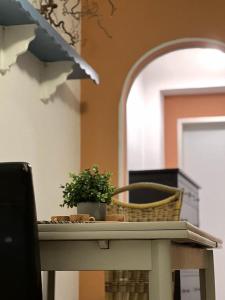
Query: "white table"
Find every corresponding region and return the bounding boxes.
[38,221,222,300]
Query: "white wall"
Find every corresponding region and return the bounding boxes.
[0,51,80,300]
[127,48,225,170]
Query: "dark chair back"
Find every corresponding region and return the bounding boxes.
[0,162,42,300]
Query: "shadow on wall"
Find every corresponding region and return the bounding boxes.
[16,52,80,110]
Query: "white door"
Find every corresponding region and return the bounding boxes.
[180,120,225,300]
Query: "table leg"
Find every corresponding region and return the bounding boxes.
[43,271,55,300]
[149,240,173,300]
[199,250,215,300]
[174,270,181,300]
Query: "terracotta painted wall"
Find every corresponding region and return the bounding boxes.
[80,1,225,299]
[164,93,225,168]
[81,0,225,178]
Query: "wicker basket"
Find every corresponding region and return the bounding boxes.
[107,182,183,222]
[105,182,183,300]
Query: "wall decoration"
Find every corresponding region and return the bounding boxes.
[29,0,117,47]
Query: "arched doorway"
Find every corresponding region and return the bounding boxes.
[118,37,225,185]
[119,38,225,300]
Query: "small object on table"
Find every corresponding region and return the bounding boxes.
[51,216,70,222]
[70,214,95,222]
[106,214,125,222]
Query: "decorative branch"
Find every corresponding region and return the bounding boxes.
[38,0,117,47]
[97,19,112,39]
[108,0,116,16]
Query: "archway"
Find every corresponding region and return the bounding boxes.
[119,37,225,300]
[118,37,225,185]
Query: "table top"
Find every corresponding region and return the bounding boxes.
[38,221,222,249]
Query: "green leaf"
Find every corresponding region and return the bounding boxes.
[60,165,115,208]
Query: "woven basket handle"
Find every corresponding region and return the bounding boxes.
[113,182,182,200]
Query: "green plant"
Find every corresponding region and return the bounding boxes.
[60,165,115,208]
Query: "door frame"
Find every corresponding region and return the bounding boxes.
[177,116,225,168]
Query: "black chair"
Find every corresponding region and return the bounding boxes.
[0,162,42,300]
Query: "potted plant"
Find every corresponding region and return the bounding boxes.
[60,165,115,220]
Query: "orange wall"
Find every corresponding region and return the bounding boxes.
[80,1,225,299]
[164,93,225,168]
[81,0,225,180]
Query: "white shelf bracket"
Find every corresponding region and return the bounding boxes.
[0,24,37,75]
[40,61,74,101]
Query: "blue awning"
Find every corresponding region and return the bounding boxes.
[0,0,99,84]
